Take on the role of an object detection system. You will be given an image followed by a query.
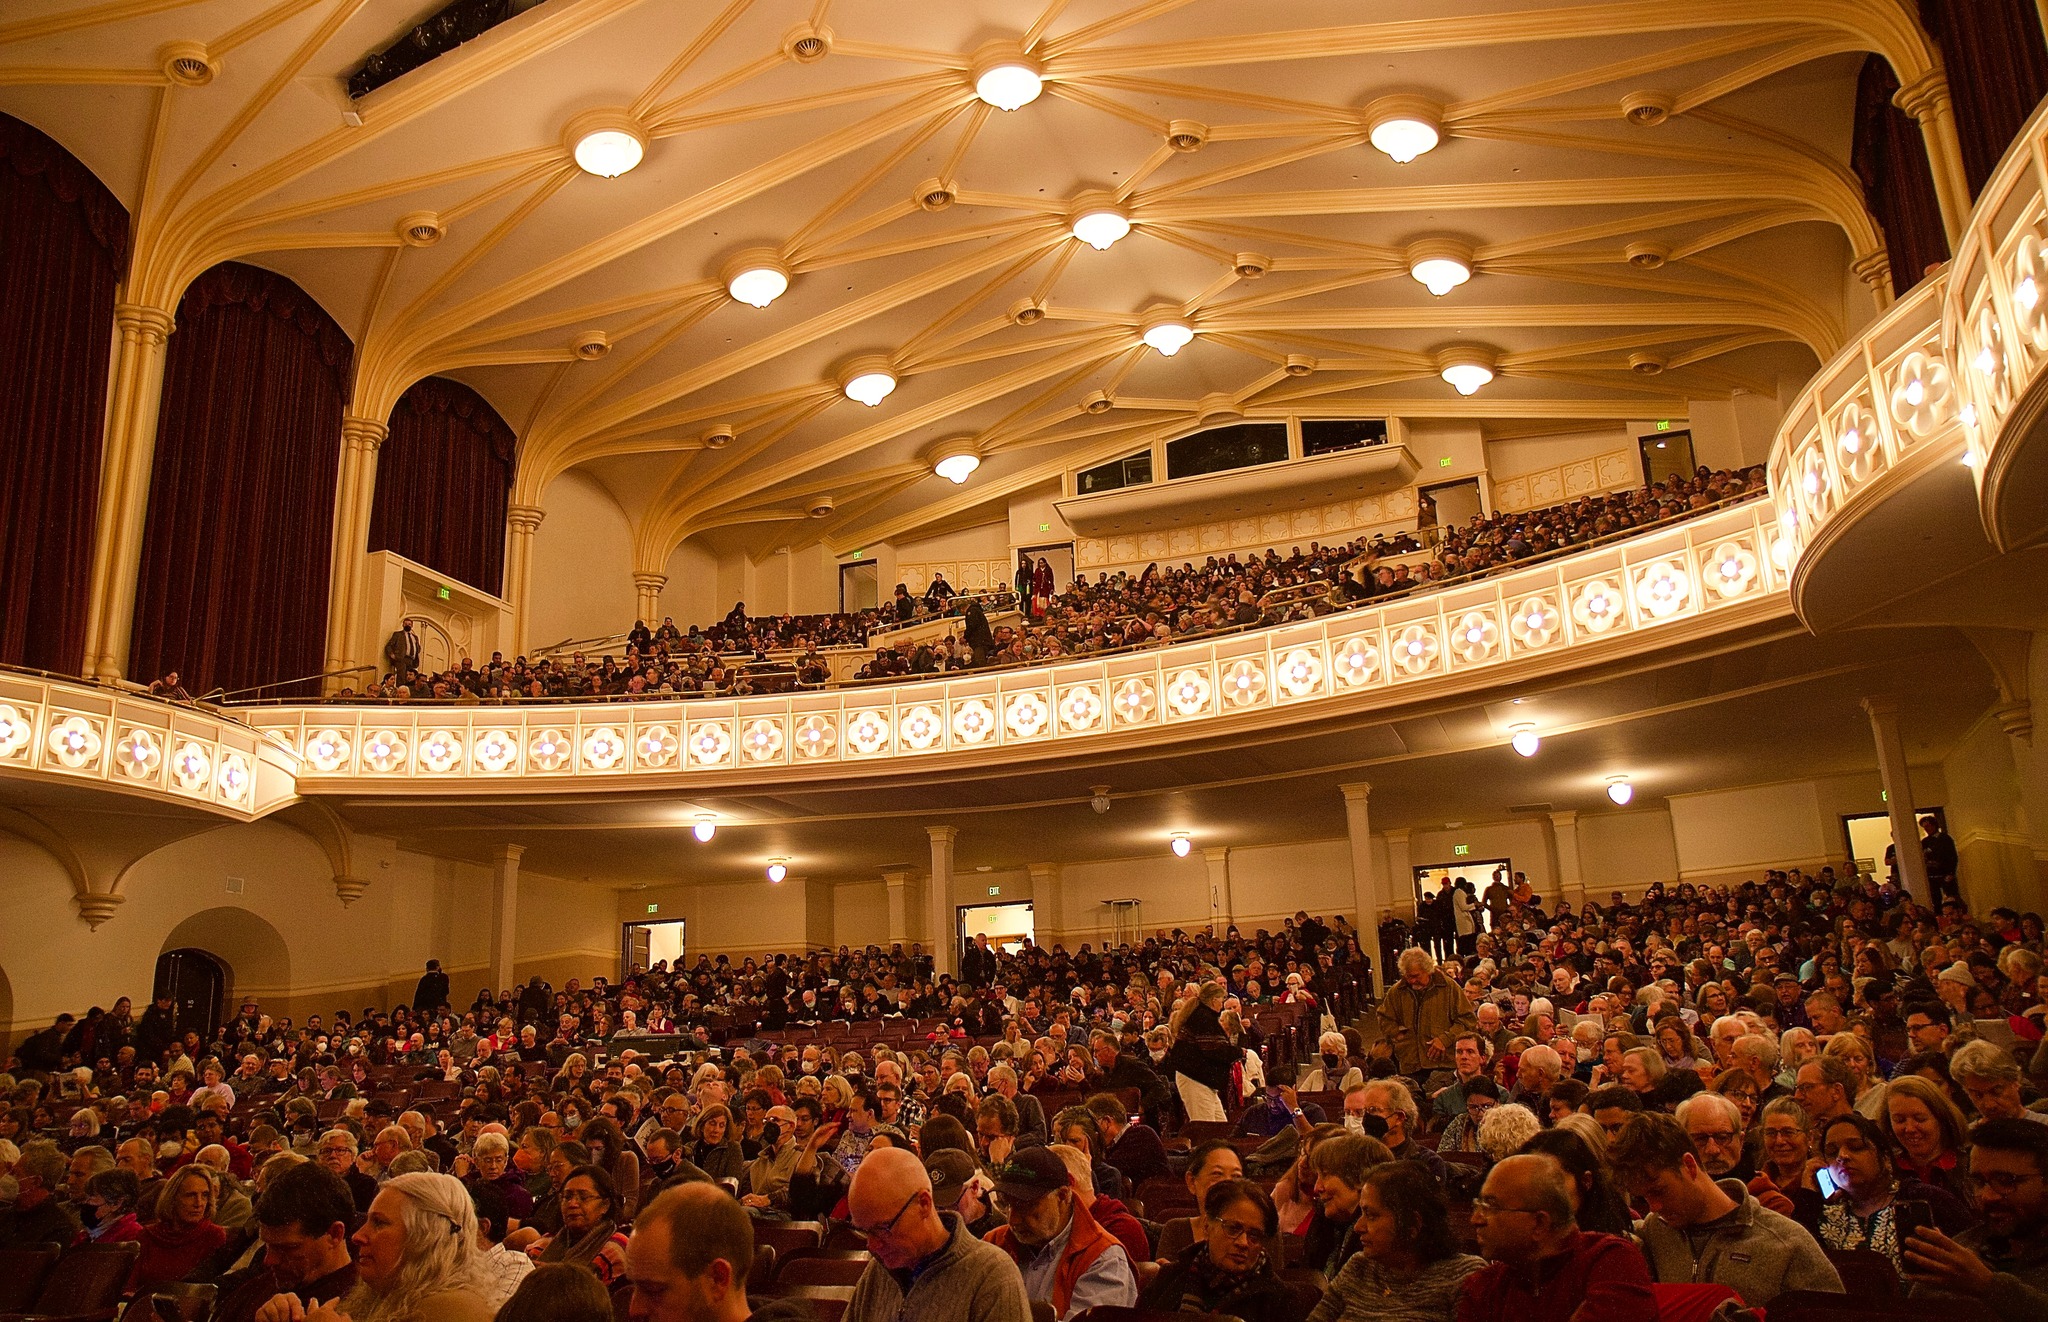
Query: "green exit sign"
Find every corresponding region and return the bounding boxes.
[1439,457,1453,467]
[1039,522,1051,532]
[436,585,452,600]
[1453,844,1470,857]
[646,903,660,914]
[988,885,1001,896]
[1656,420,1671,431]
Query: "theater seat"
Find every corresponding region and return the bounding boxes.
[777,1285,855,1322]
[776,1256,870,1287]
[0,1242,140,1322]
[1821,1247,1898,1298]
[0,1246,62,1315]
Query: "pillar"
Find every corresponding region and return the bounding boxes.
[633,572,667,626]
[503,504,546,656]
[1851,252,1895,313]
[489,844,523,994]
[927,826,957,978]
[81,303,177,682]
[1028,861,1062,948]
[1384,827,1412,915]
[1549,810,1586,911]
[883,868,914,948]
[1203,847,1233,936]
[1339,783,1384,991]
[1861,697,1931,905]
[322,415,390,693]
[1894,70,1973,248]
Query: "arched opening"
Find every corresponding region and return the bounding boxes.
[0,962,15,1057]
[153,948,226,1044]
[158,907,293,1038]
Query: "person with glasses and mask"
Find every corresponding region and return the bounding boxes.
[1905,1117,2048,1309]
[1459,1154,1656,1322]
[841,1147,1029,1322]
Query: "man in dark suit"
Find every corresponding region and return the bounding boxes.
[412,959,450,1014]
[384,619,421,673]
[1921,815,1961,905]
[960,933,997,986]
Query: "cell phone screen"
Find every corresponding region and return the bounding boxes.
[1815,1167,1839,1198]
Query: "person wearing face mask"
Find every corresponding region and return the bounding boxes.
[1299,1032,1364,1092]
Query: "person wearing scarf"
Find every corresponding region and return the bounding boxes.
[132,1166,228,1294]
[1140,1180,1297,1322]
[526,1164,628,1285]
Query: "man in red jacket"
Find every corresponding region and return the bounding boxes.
[1459,1155,1656,1322]
[984,1148,1137,1321]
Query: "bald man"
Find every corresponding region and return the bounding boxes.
[1460,1155,1656,1322]
[843,1148,1029,1322]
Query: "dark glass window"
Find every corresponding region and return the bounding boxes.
[1077,450,1154,494]
[1164,423,1289,479]
[1301,418,1390,457]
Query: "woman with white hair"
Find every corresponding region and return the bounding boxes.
[306,1172,492,1322]
[1298,1032,1363,1091]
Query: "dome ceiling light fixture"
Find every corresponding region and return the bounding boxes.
[839,357,898,407]
[1436,344,1498,395]
[1140,310,1195,356]
[1364,94,1443,163]
[566,109,648,178]
[932,441,982,484]
[972,44,1044,111]
[766,859,788,883]
[1407,237,1474,296]
[1510,723,1540,757]
[723,250,791,308]
[1606,775,1634,805]
[1070,199,1132,251]
[1170,831,1193,858]
[692,814,717,842]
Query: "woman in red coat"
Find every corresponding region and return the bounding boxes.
[131,1166,227,1294]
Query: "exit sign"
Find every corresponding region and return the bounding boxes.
[1453,844,1470,857]
[1039,522,1051,532]
[1656,420,1671,431]
[1439,457,1453,467]
[646,903,660,914]
[436,585,452,600]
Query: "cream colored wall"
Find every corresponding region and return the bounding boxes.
[659,541,720,628]
[1941,709,2041,913]
[1485,426,1635,483]
[834,879,891,949]
[1009,482,1072,548]
[1578,808,1682,895]
[529,471,636,645]
[0,820,616,1049]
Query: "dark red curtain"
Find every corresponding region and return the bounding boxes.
[0,113,128,675]
[130,262,352,698]
[367,375,516,595]
[1920,0,2048,193]
[1853,55,1950,295]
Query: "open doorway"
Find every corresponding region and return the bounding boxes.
[957,901,1034,957]
[154,949,226,1043]
[841,559,879,613]
[1014,543,1075,599]
[1412,859,1515,927]
[1638,429,1696,487]
[1419,478,1483,539]
[1843,807,1945,889]
[622,918,686,978]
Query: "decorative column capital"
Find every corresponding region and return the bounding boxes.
[1548,809,1579,829]
[506,504,546,535]
[1995,699,2033,744]
[75,891,124,929]
[114,303,176,341]
[1860,695,1900,720]
[1201,846,1230,865]
[1851,250,1893,290]
[882,868,914,888]
[333,874,370,906]
[341,415,390,453]
[632,571,668,592]
[926,825,959,845]
[1340,781,1372,803]
[493,842,527,868]
[1893,71,1952,123]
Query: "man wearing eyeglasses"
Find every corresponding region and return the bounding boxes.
[982,1147,1136,1321]
[1905,1117,2048,1309]
[1459,1154,1655,1322]
[841,1147,1029,1322]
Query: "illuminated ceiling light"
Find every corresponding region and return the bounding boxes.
[1407,238,1473,296]
[839,357,898,407]
[1436,344,1498,395]
[1141,311,1195,356]
[1364,94,1443,163]
[766,859,787,883]
[692,814,717,842]
[566,109,648,178]
[1169,831,1193,858]
[972,45,1044,111]
[723,251,791,308]
[1606,775,1633,806]
[1070,203,1132,251]
[933,442,982,484]
[1510,723,1540,757]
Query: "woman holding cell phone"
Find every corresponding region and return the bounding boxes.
[1815,1113,1974,1273]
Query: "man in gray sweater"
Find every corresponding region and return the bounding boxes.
[1608,1113,1842,1307]
[844,1147,1032,1322]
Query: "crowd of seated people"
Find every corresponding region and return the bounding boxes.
[14,865,2040,1322]
[315,466,1765,705]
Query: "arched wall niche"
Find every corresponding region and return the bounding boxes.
[160,905,292,1007]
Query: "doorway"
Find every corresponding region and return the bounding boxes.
[622,919,686,978]
[957,901,1034,957]
[1638,429,1696,487]
[1412,859,1515,929]
[1842,807,1945,888]
[840,560,879,613]
[1014,543,1075,600]
[153,949,226,1044]
[1419,479,1483,539]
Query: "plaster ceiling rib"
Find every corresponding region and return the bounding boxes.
[650,70,961,139]
[220,148,563,238]
[894,249,1063,367]
[546,295,731,429]
[631,394,844,567]
[1022,0,1076,51]
[0,0,207,46]
[1446,26,1817,121]
[210,0,329,57]
[629,0,765,123]
[1041,0,1207,56]
[0,66,164,87]
[780,102,971,257]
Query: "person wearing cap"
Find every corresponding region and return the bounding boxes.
[843,1148,1029,1322]
[982,1146,1137,1321]
[925,1148,1001,1237]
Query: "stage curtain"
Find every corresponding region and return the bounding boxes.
[367,375,516,595]
[1920,0,2048,194]
[1852,55,1950,295]
[0,113,128,674]
[129,262,352,698]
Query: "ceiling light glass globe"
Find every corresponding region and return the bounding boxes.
[1142,321,1194,356]
[692,818,717,842]
[1411,255,1471,296]
[1512,728,1540,757]
[766,862,787,883]
[976,63,1043,111]
[844,370,897,406]
[934,453,981,484]
[1071,210,1131,250]
[1370,117,1439,163]
[1607,778,1633,805]
[1441,361,1494,395]
[1170,835,1192,857]
[727,266,789,308]
[574,129,644,178]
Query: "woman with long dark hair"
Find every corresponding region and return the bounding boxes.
[1307,1161,1484,1322]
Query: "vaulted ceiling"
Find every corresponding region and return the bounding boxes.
[2,0,1915,571]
